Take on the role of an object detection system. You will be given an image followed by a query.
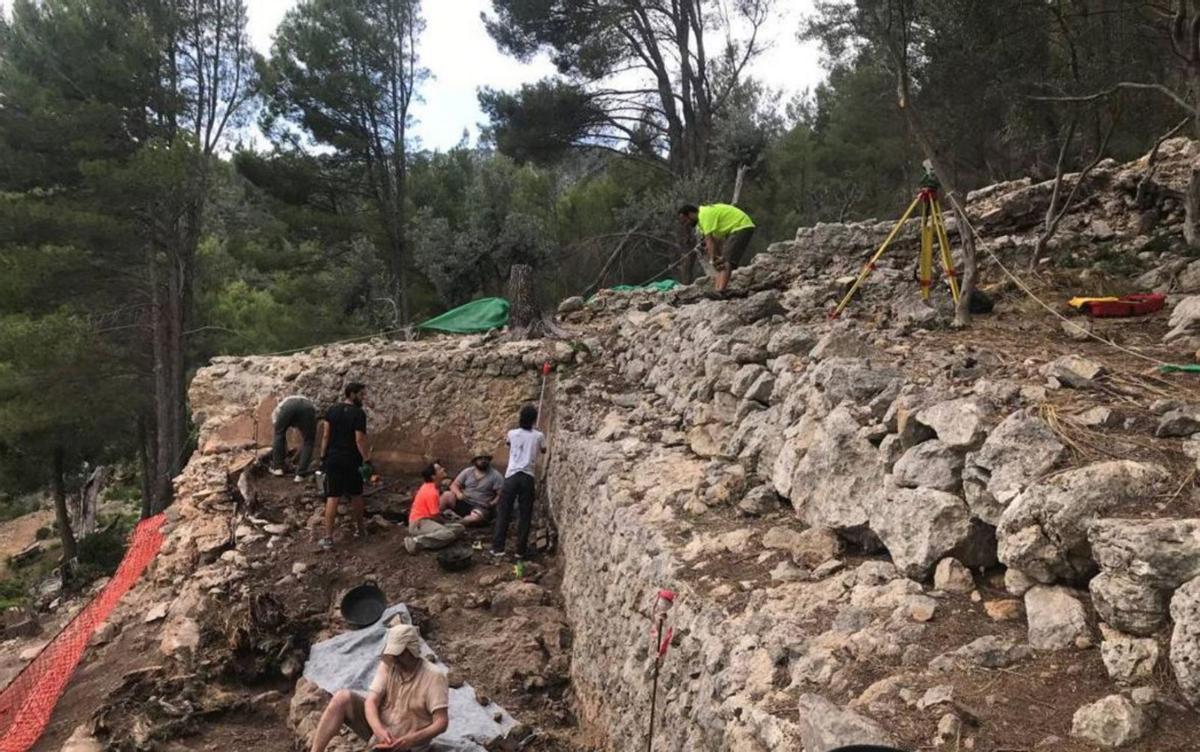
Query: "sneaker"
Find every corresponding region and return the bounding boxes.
[269,467,285,477]
[293,475,304,483]
[488,549,505,561]
[318,537,334,550]
[403,537,418,554]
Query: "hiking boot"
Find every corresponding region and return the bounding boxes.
[293,475,304,483]
[318,537,334,550]
[269,467,285,477]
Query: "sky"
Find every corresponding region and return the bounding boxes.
[246,0,827,152]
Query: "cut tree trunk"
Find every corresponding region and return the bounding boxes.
[52,446,77,561]
[507,264,538,333]
[78,466,109,538]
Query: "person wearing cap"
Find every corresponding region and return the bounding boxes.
[448,447,504,527]
[309,624,449,752]
[403,461,465,553]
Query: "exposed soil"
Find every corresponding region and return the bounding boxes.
[0,509,55,578]
[29,473,593,751]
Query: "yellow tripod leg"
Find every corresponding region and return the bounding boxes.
[919,200,934,301]
[831,195,923,318]
[932,199,961,303]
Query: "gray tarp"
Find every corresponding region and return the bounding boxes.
[303,605,519,751]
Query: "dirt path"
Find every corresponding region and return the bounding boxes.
[0,509,54,578]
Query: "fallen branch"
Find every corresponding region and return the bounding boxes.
[1029,82,1192,114]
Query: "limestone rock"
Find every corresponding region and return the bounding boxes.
[1024,586,1090,650]
[892,297,940,328]
[933,558,975,594]
[944,635,1032,669]
[61,725,103,752]
[1166,295,1200,342]
[1169,576,1200,705]
[1090,572,1168,636]
[809,328,873,361]
[963,411,1067,525]
[984,599,1022,621]
[1089,518,1200,589]
[997,461,1169,583]
[492,581,547,615]
[1156,405,1200,438]
[790,406,884,534]
[557,295,584,314]
[767,327,816,357]
[744,372,776,404]
[1042,354,1105,388]
[731,364,767,399]
[873,487,994,579]
[808,358,900,407]
[1071,695,1149,747]
[1076,406,1119,428]
[795,694,896,752]
[915,398,990,449]
[1005,568,1037,597]
[1099,625,1159,684]
[737,485,780,517]
[893,440,965,493]
[159,616,200,655]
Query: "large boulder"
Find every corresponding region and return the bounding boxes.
[997,461,1169,584]
[808,358,901,408]
[796,694,895,752]
[963,411,1067,525]
[872,487,995,579]
[1024,586,1090,650]
[1170,576,1200,706]
[892,440,965,493]
[914,398,991,449]
[1089,518,1200,589]
[789,406,885,537]
[1090,573,1169,637]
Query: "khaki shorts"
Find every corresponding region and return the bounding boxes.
[340,692,431,750]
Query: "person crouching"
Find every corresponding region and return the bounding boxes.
[308,624,449,752]
[404,461,465,553]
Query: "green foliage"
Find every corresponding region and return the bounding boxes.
[71,524,129,587]
[0,577,28,610]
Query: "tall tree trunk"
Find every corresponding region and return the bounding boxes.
[150,248,188,514]
[138,412,155,520]
[507,264,537,333]
[52,446,77,562]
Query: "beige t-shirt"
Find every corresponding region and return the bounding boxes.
[367,659,450,738]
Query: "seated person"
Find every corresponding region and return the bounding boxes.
[448,447,504,526]
[309,624,449,752]
[404,461,465,553]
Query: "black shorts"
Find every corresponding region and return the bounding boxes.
[453,499,491,520]
[722,227,756,270]
[324,456,364,498]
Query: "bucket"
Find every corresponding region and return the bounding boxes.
[339,582,386,628]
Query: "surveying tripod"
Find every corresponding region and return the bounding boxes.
[831,168,962,318]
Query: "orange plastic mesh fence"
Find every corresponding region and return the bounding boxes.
[0,514,166,752]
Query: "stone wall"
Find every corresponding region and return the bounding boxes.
[189,337,572,474]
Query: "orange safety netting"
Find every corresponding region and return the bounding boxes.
[0,514,166,752]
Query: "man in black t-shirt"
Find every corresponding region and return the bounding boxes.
[317,382,371,549]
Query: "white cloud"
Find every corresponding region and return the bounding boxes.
[246,0,825,152]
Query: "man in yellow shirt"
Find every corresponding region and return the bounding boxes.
[677,203,756,292]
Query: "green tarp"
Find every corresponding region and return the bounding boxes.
[608,279,681,294]
[417,297,510,334]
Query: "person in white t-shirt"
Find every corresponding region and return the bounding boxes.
[490,404,546,559]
